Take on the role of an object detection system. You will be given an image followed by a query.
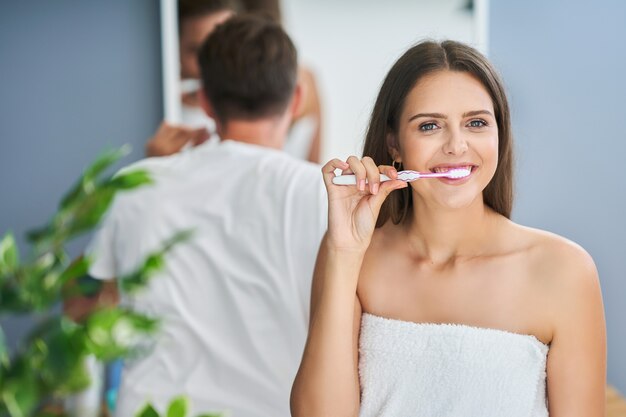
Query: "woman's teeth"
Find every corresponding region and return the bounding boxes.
[432,165,473,173]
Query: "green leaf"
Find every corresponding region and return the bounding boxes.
[59,146,130,210]
[119,252,165,294]
[24,224,55,245]
[108,169,153,190]
[119,230,193,294]
[11,316,89,396]
[135,403,160,417]
[58,256,91,285]
[41,320,90,394]
[60,274,104,299]
[0,285,23,313]
[144,253,165,273]
[58,179,87,214]
[83,308,159,361]
[49,358,91,395]
[0,233,19,275]
[63,187,116,238]
[1,367,39,417]
[162,229,195,252]
[166,396,188,417]
[84,145,131,182]
[2,391,26,417]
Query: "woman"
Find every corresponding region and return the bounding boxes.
[291,40,606,416]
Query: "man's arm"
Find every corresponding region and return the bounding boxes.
[63,261,119,321]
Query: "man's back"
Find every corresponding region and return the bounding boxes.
[88,140,326,416]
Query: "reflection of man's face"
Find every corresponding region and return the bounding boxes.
[179,10,233,79]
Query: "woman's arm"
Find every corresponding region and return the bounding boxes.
[290,236,364,416]
[546,245,606,416]
[299,67,322,164]
[290,157,406,417]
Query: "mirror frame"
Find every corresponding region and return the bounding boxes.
[160,0,181,123]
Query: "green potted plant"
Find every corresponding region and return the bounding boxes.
[0,147,221,417]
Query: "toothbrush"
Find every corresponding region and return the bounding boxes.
[181,78,201,94]
[332,168,471,185]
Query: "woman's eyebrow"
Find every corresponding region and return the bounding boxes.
[408,109,494,122]
[408,112,447,122]
[462,110,494,118]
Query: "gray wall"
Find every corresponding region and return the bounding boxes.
[0,1,162,350]
[490,1,626,392]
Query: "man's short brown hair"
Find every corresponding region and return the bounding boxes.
[198,14,298,122]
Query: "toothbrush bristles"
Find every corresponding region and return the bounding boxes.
[446,168,471,178]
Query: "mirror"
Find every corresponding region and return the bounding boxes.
[159,0,489,161]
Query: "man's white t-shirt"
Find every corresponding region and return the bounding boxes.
[87,140,327,417]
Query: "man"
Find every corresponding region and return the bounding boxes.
[85,15,326,417]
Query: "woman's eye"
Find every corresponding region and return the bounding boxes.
[468,119,487,128]
[419,122,438,131]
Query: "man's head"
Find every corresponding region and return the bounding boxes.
[198,14,298,126]
[178,0,241,79]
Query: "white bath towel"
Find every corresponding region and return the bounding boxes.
[359,313,549,417]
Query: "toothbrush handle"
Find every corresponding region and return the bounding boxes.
[332,174,392,185]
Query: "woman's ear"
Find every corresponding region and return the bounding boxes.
[386,132,402,163]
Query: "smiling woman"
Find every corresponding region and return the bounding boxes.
[291,40,606,417]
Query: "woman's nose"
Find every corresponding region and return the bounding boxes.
[442,131,469,155]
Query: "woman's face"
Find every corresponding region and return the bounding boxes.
[179,10,233,80]
[394,70,499,210]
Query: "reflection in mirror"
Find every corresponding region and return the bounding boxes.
[162,0,324,162]
[161,0,488,162]
[161,0,239,142]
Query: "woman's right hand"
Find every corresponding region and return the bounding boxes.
[145,121,210,157]
[322,156,407,253]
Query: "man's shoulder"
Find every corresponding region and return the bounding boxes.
[217,141,321,182]
[264,155,323,195]
[104,155,180,214]
[257,147,321,177]
[113,143,323,202]
[116,152,182,177]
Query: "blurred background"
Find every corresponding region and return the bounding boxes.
[1,0,624,396]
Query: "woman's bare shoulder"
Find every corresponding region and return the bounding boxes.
[503,221,603,343]
[506,221,599,302]
[512,223,595,272]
